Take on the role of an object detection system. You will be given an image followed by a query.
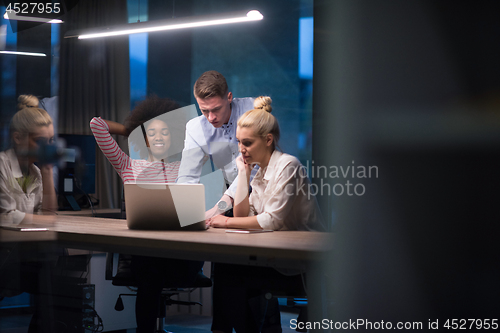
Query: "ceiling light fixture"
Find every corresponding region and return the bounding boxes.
[3,11,63,24]
[65,10,263,39]
[0,50,46,56]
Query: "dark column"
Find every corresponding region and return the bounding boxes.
[314,0,500,329]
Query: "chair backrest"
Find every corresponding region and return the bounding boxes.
[105,253,212,288]
[105,253,136,286]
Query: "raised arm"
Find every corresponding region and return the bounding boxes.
[102,119,128,136]
[89,117,131,182]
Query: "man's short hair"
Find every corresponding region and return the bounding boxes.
[193,70,229,99]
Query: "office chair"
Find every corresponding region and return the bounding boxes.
[261,275,309,333]
[213,263,308,332]
[105,253,212,333]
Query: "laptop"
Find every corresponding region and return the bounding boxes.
[124,183,207,230]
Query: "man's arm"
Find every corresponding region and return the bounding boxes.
[176,123,208,184]
[204,193,234,221]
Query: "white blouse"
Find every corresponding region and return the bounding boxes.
[0,149,43,225]
[249,150,324,231]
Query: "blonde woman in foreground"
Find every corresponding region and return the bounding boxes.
[207,96,323,231]
[207,96,324,333]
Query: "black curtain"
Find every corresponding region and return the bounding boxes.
[59,0,130,209]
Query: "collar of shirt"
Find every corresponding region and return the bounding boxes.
[200,115,235,141]
[253,150,283,183]
[198,98,255,144]
[7,148,23,178]
[220,102,236,135]
[5,148,42,195]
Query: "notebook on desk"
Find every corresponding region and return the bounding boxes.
[124,183,207,230]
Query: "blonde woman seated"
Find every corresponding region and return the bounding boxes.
[207,96,323,231]
[0,105,56,225]
[0,105,57,333]
[207,97,323,333]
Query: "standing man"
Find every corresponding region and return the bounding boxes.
[178,70,282,332]
[177,70,255,218]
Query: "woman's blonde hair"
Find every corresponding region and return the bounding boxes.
[10,108,53,139]
[17,94,40,110]
[237,96,280,150]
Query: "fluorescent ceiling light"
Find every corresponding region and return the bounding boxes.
[3,11,63,23]
[0,50,46,56]
[65,10,263,39]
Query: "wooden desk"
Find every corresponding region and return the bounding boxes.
[57,208,121,217]
[48,215,332,270]
[1,215,332,330]
[2,214,332,269]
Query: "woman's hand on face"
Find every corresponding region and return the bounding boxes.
[236,155,245,171]
[207,215,229,228]
[236,155,252,175]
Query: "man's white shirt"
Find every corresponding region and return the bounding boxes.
[176,97,257,198]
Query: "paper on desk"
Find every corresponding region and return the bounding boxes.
[225,229,273,234]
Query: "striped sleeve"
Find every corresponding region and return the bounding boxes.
[90,117,131,181]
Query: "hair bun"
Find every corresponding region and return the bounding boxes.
[253,96,272,113]
[17,94,39,110]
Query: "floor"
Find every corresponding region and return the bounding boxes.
[0,310,303,333]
